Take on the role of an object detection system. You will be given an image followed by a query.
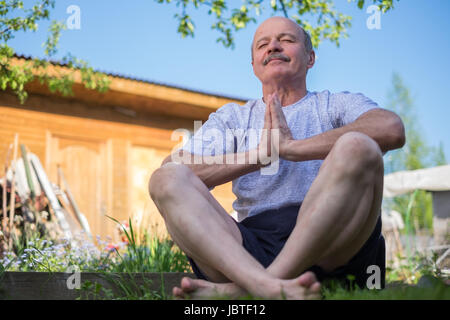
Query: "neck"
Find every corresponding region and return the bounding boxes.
[262,80,307,106]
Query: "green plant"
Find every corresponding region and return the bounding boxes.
[106,215,191,273]
[77,274,166,300]
[384,73,448,234]
[322,281,450,300]
[0,1,110,103]
[71,216,191,300]
[156,0,399,49]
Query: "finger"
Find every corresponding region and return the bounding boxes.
[271,93,289,129]
[273,93,284,119]
[264,94,272,129]
[269,93,281,128]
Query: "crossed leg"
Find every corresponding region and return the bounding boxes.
[148,132,384,299]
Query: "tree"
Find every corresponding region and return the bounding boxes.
[0,0,110,103]
[159,0,399,49]
[384,73,447,233]
[1,0,399,103]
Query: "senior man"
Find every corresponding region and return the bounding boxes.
[149,16,405,300]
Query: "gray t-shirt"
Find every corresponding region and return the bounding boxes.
[181,90,381,221]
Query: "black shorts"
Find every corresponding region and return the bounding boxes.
[188,204,386,289]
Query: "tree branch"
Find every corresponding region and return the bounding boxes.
[279,0,288,17]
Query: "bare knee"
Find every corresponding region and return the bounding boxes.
[148,162,193,202]
[331,132,383,175]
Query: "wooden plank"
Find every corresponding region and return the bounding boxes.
[8,133,19,249]
[0,106,179,151]
[110,139,131,231]
[0,104,180,140]
[1,143,12,233]
[57,166,92,238]
[54,189,83,235]
[29,153,73,240]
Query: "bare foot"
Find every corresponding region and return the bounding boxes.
[266,273,322,300]
[172,271,321,300]
[172,277,246,300]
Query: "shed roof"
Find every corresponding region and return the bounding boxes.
[11,54,248,120]
[14,54,249,102]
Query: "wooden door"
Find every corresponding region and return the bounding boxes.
[130,145,237,241]
[46,132,111,239]
[130,145,168,240]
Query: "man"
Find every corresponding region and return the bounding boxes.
[149,16,405,299]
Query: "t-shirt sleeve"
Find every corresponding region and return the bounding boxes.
[179,104,239,191]
[328,92,381,128]
[180,104,237,156]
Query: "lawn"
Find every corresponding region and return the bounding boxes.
[0,218,448,300]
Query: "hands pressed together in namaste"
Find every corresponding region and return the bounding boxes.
[257,92,295,166]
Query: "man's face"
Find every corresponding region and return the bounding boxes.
[251,17,313,84]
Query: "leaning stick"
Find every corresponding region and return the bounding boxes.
[58,166,91,239]
[8,134,19,248]
[2,143,12,233]
[392,224,405,258]
[20,144,36,201]
[20,144,40,225]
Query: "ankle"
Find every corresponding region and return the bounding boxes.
[248,275,283,299]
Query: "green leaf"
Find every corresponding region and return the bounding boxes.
[270,0,277,9]
[357,0,365,9]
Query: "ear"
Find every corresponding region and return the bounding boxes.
[251,59,258,78]
[307,50,315,69]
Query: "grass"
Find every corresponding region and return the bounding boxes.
[105,216,191,273]
[1,217,448,300]
[316,249,449,300]
[74,216,192,300]
[321,276,449,300]
[0,217,192,300]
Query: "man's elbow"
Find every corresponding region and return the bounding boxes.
[161,155,172,167]
[387,114,406,150]
[160,150,192,167]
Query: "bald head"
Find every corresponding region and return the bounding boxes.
[251,17,312,61]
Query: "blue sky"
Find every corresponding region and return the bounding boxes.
[9,0,450,161]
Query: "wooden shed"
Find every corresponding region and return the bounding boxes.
[0,55,244,240]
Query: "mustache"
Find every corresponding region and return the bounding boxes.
[263,53,291,66]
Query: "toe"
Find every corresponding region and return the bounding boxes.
[298,271,317,287]
[310,282,321,293]
[173,286,185,299]
[307,292,322,300]
[305,282,322,300]
[181,277,195,291]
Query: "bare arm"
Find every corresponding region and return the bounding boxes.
[161,150,263,189]
[282,108,406,162]
[161,108,405,188]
